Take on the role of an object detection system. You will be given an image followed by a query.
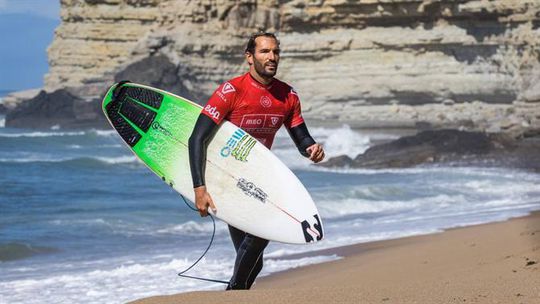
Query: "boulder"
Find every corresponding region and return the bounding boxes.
[5,90,108,129]
[319,129,528,170]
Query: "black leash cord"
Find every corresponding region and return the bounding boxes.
[177,195,229,285]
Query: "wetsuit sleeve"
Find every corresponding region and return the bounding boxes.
[287,123,316,158]
[283,88,305,129]
[190,82,237,187]
[188,114,218,188]
[283,88,314,157]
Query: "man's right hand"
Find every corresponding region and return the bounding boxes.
[194,185,217,217]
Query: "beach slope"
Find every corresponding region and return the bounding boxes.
[131,212,540,304]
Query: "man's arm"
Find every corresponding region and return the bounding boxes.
[188,114,218,217]
[287,122,325,163]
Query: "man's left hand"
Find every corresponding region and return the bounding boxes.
[306,143,325,163]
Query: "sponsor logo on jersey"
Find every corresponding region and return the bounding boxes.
[236,178,267,203]
[221,82,236,94]
[240,114,284,130]
[220,129,255,162]
[204,105,220,120]
[216,82,236,102]
[244,117,264,127]
[260,96,272,108]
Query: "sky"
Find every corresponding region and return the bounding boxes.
[0,0,60,20]
[0,0,60,93]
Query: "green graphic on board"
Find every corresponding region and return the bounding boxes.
[231,135,256,162]
[102,83,201,185]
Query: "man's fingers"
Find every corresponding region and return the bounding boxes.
[309,145,325,163]
[309,145,323,162]
[209,198,217,214]
[308,146,319,160]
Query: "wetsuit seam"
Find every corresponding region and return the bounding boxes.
[245,251,264,287]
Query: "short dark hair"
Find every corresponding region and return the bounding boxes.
[245,32,279,54]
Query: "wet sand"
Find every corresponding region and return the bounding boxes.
[131,212,540,304]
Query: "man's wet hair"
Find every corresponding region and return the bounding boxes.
[245,32,279,54]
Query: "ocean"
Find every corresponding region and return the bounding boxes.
[1,125,539,303]
[0,90,12,97]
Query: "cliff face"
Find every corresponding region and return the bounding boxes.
[33,0,540,134]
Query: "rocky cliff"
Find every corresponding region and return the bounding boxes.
[5,0,540,135]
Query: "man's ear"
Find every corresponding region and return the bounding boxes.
[245,52,253,66]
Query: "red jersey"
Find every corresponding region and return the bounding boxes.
[201,73,305,148]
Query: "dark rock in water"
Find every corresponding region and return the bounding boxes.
[319,155,354,167]
[353,129,504,168]
[114,54,200,103]
[319,129,540,172]
[0,103,7,115]
[5,89,108,129]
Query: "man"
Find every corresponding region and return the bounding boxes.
[188,32,325,290]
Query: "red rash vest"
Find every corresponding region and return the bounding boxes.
[201,73,305,148]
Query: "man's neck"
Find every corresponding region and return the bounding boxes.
[249,70,273,86]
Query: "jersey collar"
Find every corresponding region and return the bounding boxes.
[247,72,274,90]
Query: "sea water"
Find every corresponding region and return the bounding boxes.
[1,125,539,303]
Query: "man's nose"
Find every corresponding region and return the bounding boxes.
[268,51,277,61]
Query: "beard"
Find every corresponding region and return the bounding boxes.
[253,58,278,78]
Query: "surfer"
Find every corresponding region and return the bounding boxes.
[188,32,325,290]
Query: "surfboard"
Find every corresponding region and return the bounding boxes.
[102,82,323,244]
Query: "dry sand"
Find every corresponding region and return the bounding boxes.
[131,212,540,304]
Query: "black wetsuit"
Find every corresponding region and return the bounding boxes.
[188,75,316,290]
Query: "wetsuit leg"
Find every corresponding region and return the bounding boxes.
[227,225,269,290]
[228,225,245,252]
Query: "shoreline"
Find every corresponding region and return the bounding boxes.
[131,211,540,304]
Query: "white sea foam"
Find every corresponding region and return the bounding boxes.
[156,221,228,235]
[94,155,138,165]
[0,129,119,138]
[0,130,86,138]
[88,129,120,137]
[304,162,539,176]
[310,125,372,157]
[272,125,376,169]
[0,155,138,165]
[0,253,340,304]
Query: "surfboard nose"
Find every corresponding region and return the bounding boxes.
[103,83,164,147]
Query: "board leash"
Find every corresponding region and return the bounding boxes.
[177,194,229,285]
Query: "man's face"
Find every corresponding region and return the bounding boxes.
[247,36,280,79]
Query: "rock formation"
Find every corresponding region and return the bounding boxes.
[319,129,540,172]
[4,0,540,134]
[5,89,108,129]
